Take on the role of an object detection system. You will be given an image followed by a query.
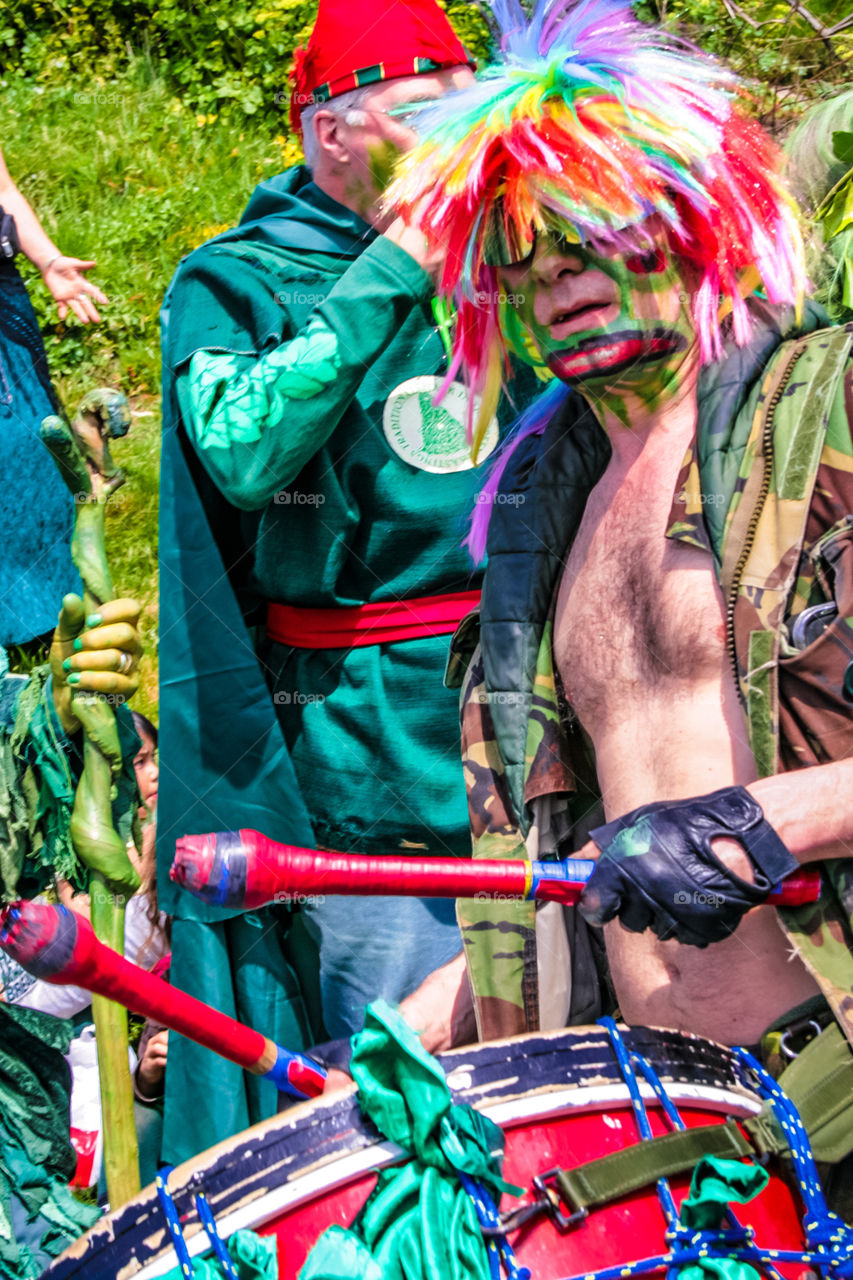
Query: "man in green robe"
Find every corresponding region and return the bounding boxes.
[157,0,567,1161]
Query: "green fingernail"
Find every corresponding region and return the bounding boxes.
[62,658,72,672]
[72,638,83,652]
[67,673,80,684]
[85,613,102,628]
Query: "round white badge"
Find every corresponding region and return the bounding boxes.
[382,377,499,473]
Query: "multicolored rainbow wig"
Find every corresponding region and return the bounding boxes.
[387,0,806,454]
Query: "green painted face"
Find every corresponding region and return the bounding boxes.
[501,235,697,415]
[367,139,403,196]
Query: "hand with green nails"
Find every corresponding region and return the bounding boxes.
[50,593,142,733]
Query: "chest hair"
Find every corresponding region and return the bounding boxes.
[554,459,728,720]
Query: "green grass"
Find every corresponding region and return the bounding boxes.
[0,63,302,718]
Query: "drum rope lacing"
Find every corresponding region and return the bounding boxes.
[155,1023,853,1280]
[536,1020,853,1280]
[155,1165,239,1280]
[461,1169,532,1280]
[467,1019,853,1280]
[733,1047,853,1279]
[584,1020,788,1280]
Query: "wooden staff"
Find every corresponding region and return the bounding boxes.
[41,390,141,1206]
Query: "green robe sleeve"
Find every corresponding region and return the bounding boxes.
[176,237,433,510]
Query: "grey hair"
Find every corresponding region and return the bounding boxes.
[300,85,377,169]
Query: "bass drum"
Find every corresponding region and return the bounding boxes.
[46,1025,806,1280]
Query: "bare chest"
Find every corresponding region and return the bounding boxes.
[554,467,729,721]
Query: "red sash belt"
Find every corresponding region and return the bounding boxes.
[266,590,481,649]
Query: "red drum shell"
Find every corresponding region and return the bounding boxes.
[46,1026,807,1280]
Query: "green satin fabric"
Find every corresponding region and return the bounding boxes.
[676,1155,769,1280]
[299,1002,513,1280]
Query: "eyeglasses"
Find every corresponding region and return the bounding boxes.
[481,214,537,269]
[481,217,588,270]
[357,103,429,130]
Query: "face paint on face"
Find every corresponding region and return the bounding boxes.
[367,139,405,195]
[501,234,696,415]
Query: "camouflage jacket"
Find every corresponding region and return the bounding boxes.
[451,304,853,1044]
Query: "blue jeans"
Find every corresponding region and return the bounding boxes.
[301,893,462,1039]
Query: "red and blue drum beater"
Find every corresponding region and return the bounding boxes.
[0,900,326,1099]
[170,828,821,912]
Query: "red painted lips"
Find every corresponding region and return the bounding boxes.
[546,329,687,382]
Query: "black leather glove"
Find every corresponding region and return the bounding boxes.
[579,785,798,947]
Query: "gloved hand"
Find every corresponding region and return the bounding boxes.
[579,786,798,947]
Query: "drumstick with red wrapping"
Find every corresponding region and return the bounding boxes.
[0,900,326,1100]
[170,828,822,911]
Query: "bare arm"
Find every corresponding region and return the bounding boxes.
[0,147,59,270]
[747,760,853,864]
[397,949,476,1054]
[576,760,853,881]
[0,146,107,322]
[320,951,476,1094]
[692,762,853,878]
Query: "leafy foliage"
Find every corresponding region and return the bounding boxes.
[0,1,492,120]
[0,0,846,133]
[636,0,851,133]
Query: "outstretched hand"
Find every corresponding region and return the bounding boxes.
[397,949,475,1053]
[42,256,109,324]
[50,594,142,732]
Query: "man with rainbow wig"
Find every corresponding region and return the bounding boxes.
[389,0,853,1093]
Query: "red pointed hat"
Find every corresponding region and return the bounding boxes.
[291,0,473,133]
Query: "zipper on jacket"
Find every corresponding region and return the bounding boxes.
[725,341,807,707]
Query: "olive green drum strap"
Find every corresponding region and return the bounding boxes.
[744,1023,853,1165]
[555,1120,752,1213]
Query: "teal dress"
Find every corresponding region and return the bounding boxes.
[0,258,81,644]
